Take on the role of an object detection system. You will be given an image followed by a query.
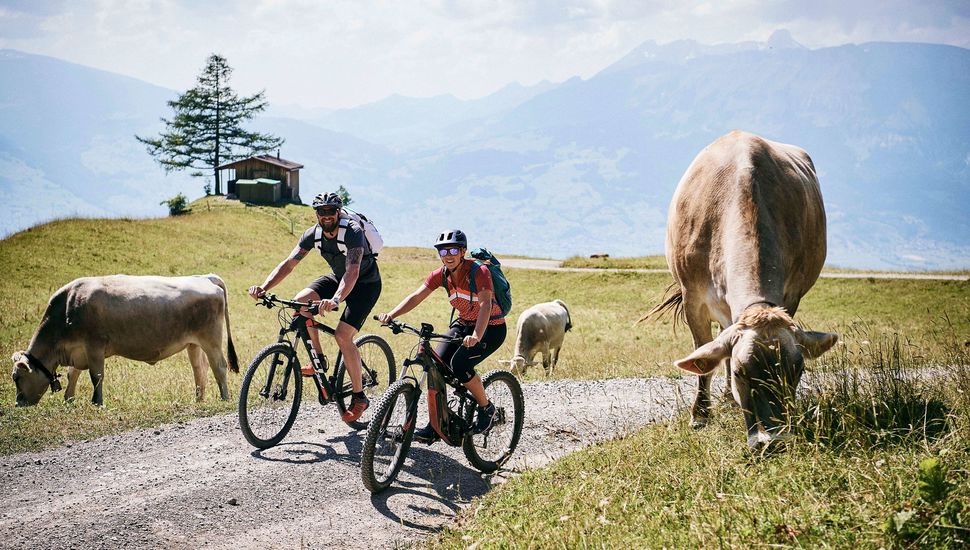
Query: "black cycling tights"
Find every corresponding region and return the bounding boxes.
[434,322,507,383]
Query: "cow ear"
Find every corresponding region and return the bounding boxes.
[674,328,735,375]
[11,351,28,369]
[796,330,838,359]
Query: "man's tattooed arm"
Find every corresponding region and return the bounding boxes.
[347,247,364,266]
[290,247,309,261]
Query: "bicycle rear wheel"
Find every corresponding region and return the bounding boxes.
[462,369,524,473]
[335,334,396,430]
[360,380,418,493]
[238,343,302,449]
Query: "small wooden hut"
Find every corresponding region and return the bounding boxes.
[218,153,304,204]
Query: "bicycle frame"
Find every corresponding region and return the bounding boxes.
[399,323,476,446]
[257,294,346,409]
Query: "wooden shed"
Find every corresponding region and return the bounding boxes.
[218,153,304,204]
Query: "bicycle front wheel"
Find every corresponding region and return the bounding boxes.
[463,369,524,473]
[238,343,302,449]
[335,334,396,430]
[360,380,418,493]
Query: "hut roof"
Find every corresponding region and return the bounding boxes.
[218,155,303,171]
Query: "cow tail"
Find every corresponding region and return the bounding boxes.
[636,282,684,326]
[558,300,573,332]
[208,274,239,373]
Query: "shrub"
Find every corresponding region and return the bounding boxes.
[882,457,967,547]
[160,193,189,216]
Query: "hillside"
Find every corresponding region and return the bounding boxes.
[1,204,967,548]
[2,201,968,453]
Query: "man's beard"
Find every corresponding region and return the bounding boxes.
[321,218,338,232]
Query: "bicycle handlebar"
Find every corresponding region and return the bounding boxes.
[258,293,337,315]
[372,316,459,341]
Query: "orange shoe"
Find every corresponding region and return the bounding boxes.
[301,363,315,377]
[341,394,370,423]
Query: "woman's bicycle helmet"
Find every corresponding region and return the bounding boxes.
[435,229,467,249]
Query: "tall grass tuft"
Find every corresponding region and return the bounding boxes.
[795,334,961,449]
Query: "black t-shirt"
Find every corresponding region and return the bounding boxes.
[297,220,380,284]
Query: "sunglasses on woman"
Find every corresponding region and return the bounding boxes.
[437,247,462,257]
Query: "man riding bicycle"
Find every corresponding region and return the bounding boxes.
[377,229,505,443]
[249,192,381,423]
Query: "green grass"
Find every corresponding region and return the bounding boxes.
[562,253,970,276]
[2,198,969,547]
[1,198,969,454]
[562,254,669,270]
[434,349,970,549]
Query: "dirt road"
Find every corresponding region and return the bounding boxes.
[501,259,970,281]
[0,377,695,549]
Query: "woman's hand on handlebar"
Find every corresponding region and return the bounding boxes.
[376,313,393,326]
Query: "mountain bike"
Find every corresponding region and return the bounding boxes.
[360,317,524,493]
[238,294,395,449]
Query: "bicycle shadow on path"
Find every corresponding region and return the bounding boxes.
[368,445,498,533]
[247,432,365,466]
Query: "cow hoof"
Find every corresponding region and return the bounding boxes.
[689,417,708,430]
[748,431,789,455]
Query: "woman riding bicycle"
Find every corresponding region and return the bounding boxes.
[377,229,506,443]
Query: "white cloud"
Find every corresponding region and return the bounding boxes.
[1,0,967,109]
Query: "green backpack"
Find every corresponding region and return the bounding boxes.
[442,248,513,321]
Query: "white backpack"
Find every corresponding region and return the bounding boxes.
[314,209,384,257]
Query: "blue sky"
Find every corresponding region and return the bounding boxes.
[1,0,968,109]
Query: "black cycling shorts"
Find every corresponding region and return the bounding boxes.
[306,274,382,331]
[434,321,507,383]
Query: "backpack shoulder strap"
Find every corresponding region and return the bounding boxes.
[335,218,349,254]
[468,260,482,297]
[313,225,324,255]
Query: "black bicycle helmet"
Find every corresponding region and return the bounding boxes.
[435,229,467,249]
[312,192,343,209]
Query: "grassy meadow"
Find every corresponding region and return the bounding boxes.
[1,198,968,547]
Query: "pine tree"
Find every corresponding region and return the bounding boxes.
[336,185,353,207]
[136,54,283,195]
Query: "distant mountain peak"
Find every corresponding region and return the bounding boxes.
[766,29,805,50]
[600,31,809,76]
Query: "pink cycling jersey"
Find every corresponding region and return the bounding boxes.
[423,259,504,326]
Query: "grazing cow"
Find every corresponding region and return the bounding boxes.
[507,300,572,375]
[11,274,238,406]
[648,131,838,451]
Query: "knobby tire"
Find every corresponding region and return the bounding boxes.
[360,380,418,493]
[462,369,524,473]
[238,343,302,449]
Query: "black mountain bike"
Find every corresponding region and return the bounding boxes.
[238,294,395,449]
[360,317,524,493]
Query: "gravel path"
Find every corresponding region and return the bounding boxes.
[501,259,970,281]
[0,377,696,549]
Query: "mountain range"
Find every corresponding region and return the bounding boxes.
[1,30,968,269]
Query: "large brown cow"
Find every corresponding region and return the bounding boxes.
[651,130,838,451]
[11,274,238,406]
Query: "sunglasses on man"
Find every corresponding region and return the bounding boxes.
[315,207,339,216]
[437,247,462,257]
